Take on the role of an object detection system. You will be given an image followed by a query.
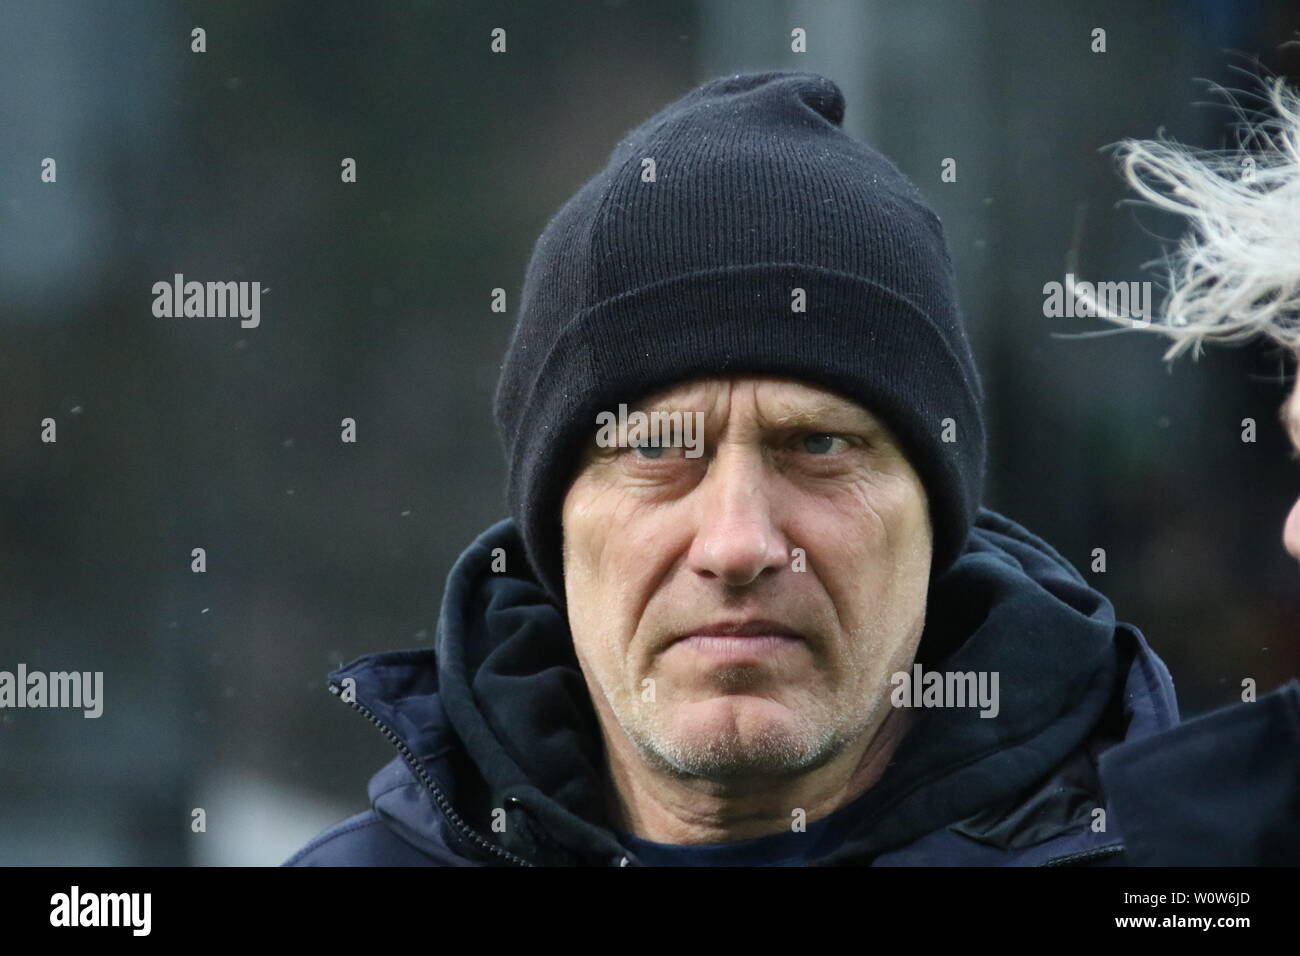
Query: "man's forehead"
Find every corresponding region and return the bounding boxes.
[630,377,875,423]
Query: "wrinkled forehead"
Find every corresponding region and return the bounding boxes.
[628,376,881,429]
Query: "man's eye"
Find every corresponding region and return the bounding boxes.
[801,433,847,454]
[632,442,677,459]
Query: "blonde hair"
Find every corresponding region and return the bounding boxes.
[1089,74,1300,361]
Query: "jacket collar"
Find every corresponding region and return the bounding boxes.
[328,509,1178,865]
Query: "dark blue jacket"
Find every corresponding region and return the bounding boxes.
[285,509,1300,866]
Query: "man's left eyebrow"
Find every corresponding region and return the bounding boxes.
[769,403,873,429]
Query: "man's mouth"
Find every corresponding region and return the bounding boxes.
[668,619,806,662]
[676,619,805,641]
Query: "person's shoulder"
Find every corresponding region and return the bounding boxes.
[281,809,460,867]
[1099,680,1300,865]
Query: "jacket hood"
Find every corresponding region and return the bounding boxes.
[326,508,1177,866]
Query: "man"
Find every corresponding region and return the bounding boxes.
[284,70,1285,867]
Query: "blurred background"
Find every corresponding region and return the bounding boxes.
[2,0,1297,865]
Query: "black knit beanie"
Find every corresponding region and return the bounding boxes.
[494,70,986,607]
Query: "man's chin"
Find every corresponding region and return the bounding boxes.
[636,695,838,780]
[672,693,797,732]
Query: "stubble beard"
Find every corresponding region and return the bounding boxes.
[606,674,879,783]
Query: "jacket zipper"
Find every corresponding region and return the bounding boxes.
[329,680,534,868]
[1039,843,1125,866]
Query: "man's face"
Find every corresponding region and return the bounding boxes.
[1282,368,1300,563]
[560,377,932,782]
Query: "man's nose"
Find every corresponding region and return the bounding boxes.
[1284,496,1300,564]
[686,450,789,587]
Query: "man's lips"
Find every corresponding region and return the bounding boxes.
[666,620,807,662]
[674,619,805,642]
